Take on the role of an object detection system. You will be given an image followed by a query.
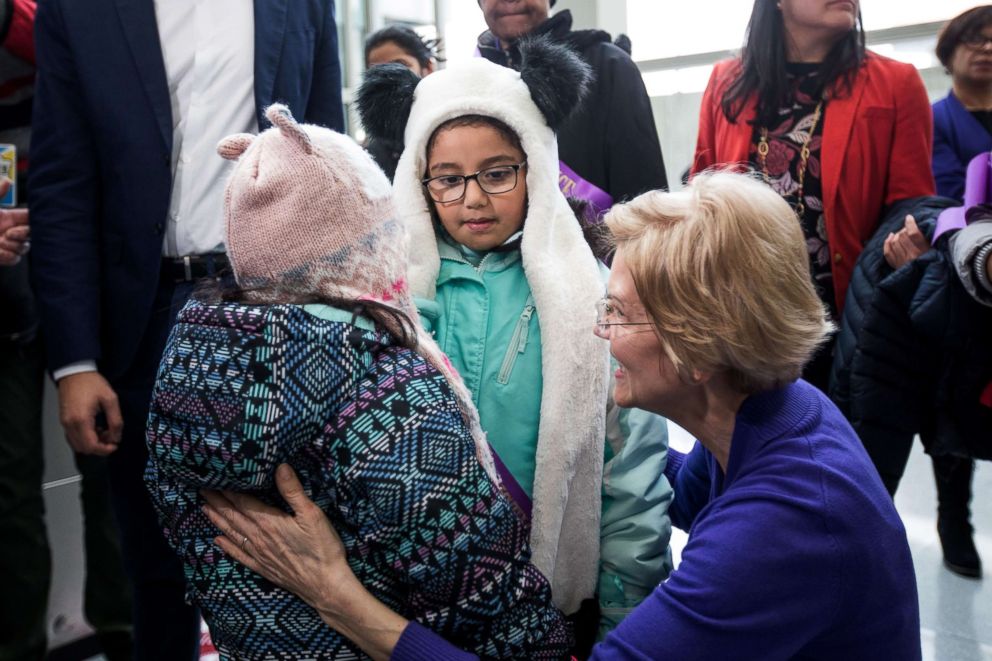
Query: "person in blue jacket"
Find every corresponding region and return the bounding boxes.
[924,5,992,578]
[933,6,992,202]
[202,171,922,661]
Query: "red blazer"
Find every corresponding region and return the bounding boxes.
[691,53,935,312]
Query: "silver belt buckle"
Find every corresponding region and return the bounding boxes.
[183,255,192,281]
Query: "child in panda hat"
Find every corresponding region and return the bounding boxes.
[145,105,572,659]
[358,37,673,639]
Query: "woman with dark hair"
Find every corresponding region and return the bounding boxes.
[363,26,441,179]
[692,0,935,391]
[365,25,441,77]
[904,6,992,582]
[933,6,992,202]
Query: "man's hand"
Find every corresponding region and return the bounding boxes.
[57,371,123,455]
[0,179,29,266]
[883,215,930,270]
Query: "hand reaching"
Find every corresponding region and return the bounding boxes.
[202,464,356,614]
[883,215,929,270]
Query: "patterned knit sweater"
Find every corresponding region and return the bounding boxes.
[145,300,571,660]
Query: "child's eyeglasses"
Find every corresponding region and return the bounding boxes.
[422,162,526,203]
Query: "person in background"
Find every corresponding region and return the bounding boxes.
[0,3,133,658]
[933,6,992,202]
[877,5,992,580]
[363,25,441,179]
[476,0,668,214]
[201,172,922,661]
[692,0,935,393]
[29,2,344,658]
[920,6,992,580]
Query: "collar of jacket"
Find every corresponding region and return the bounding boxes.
[436,233,523,277]
[477,11,611,68]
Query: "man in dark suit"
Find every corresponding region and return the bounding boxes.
[29,2,344,658]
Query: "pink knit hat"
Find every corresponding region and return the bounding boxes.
[219,104,412,315]
[217,105,496,480]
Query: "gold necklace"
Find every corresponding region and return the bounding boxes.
[757,99,825,217]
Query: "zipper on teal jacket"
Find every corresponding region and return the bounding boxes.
[497,297,535,385]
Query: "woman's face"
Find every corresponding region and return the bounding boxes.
[949,24,992,86]
[425,123,527,252]
[780,0,858,41]
[366,41,433,77]
[594,251,685,413]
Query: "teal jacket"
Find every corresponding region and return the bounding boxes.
[417,236,673,634]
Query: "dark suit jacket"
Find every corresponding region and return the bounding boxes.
[29,0,343,378]
[932,91,992,203]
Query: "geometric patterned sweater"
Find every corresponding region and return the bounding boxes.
[145,300,572,660]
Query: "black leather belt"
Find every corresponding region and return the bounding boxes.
[163,253,230,282]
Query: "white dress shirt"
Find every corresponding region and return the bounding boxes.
[54,0,256,381]
[157,0,257,258]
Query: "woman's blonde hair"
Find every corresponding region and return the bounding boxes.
[605,170,834,393]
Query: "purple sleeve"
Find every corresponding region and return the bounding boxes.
[392,623,478,661]
[589,496,839,661]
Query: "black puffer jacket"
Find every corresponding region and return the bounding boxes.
[478,10,668,205]
[830,197,992,492]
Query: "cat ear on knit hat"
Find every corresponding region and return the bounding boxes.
[217,133,256,161]
[355,63,420,143]
[265,104,314,154]
[217,105,314,162]
[517,35,592,132]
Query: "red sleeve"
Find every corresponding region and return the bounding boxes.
[3,0,36,64]
[690,64,723,176]
[883,62,935,205]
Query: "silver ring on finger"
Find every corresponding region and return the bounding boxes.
[240,535,251,554]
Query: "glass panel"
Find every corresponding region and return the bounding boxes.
[625,0,982,62]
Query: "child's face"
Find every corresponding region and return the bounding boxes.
[425,124,527,252]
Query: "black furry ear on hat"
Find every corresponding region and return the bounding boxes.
[517,36,592,132]
[356,63,420,143]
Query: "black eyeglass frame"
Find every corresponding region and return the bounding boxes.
[421,161,527,203]
[962,34,992,50]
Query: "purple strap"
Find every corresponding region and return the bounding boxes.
[935,152,992,243]
[488,447,532,524]
[559,161,613,216]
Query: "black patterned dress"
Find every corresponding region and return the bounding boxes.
[748,63,838,322]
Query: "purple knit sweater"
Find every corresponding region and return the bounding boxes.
[392,380,922,661]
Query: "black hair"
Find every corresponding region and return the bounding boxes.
[196,279,420,351]
[364,25,444,69]
[936,6,992,70]
[567,197,615,265]
[425,114,524,163]
[721,0,866,127]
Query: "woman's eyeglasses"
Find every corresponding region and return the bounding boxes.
[422,162,526,203]
[963,34,992,50]
[595,298,655,333]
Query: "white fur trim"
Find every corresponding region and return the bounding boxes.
[394,58,610,613]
